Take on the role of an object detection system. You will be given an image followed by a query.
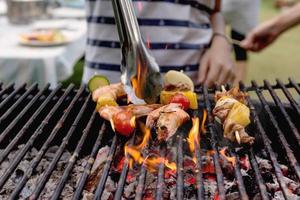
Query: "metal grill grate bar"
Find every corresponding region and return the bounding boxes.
[176,133,184,200]
[252,80,300,180]
[31,94,92,199]
[113,135,136,200]
[241,82,292,200]
[0,84,26,112]
[276,79,300,115]
[0,84,49,145]
[264,80,300,146]
[9,86,85,199]
[203,86,226,200]
[0,83,39,125]
[72,123,107,200]
[50,109,99,200]
[92,134,118,200]
[155,144,167,200]
[289,78,300,94]
[0,83,14,100]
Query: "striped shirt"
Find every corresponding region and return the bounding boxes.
[83,0,220,83]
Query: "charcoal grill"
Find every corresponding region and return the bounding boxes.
[0,78,299,200]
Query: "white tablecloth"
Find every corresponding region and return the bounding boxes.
[0,14,86,88]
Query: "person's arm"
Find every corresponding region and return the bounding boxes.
[241,3,300,52]
[198,11,235,87]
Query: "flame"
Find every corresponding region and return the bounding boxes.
[130,115,136,128]
[136,123,151,149]
[124,123,176,172]
[219,147,236,166]
[201,110,207,133]
[187,117,200,163]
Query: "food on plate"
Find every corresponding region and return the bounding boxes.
[92,83,126,109]
[88,75,110,92]
[146,103,190,141]
[20,29,65,43]
[99,104,161,136]
[213,87,254,145]
[160,71,198,109]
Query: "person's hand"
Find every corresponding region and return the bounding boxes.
[241,19,282,52]
[198,35,235,88]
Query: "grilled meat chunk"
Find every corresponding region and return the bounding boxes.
[146,103,190,141]
[98,104,162,122]
[213,88,254,145]
[92,83,126,102]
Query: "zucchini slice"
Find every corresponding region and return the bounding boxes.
[88,75,110,92]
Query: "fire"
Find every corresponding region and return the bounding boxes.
[201,110,207,133]
[187,117,200,163]
[130,115,136,128]
[136,123,151,150]
[124,123,176,172]
[219,147,236,166]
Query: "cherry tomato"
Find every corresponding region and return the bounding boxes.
[170,93,190,110]
[112,110,135,136]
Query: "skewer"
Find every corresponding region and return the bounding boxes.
[235,131,241,144]
[110,118,115,132]
[220,85,241,144]
[231,39,242,47]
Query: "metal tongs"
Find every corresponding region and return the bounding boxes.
[112,0,162,104]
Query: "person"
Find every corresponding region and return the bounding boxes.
[241,3,300,52]
[82,0,235,88]
[222,0,260,85]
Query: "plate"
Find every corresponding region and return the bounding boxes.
[18,30,71,47]
[19,39,70,47]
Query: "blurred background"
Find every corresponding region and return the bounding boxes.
[246,0,300,85]
[0,0,299,88]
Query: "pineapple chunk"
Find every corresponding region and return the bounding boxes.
[226,102,250,127]
[160,90,198,109]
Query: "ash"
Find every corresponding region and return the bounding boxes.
[1,144,300,200]
[0,145,87,199]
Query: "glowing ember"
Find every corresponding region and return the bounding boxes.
[187,117,200,163]
[219,147,236,166]
[124,124,176,172]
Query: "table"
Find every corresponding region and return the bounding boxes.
[0,7,86,88]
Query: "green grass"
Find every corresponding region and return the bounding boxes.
[61,58,84,88]
[246,0,300,85]
[61,0,300,87]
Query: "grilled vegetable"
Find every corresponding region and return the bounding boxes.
[113,110,135,136]
[163,70,194,91]
[96,97,118,110]
[170,93,190,110]
[160,90,198,109]
[88,75,110,92]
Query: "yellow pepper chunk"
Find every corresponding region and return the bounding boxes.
[160,90,198,109]
[96,96,118,110]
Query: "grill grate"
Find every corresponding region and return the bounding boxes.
[0,79,299,200]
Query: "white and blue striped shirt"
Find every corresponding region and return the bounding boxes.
[83,0,219,83]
